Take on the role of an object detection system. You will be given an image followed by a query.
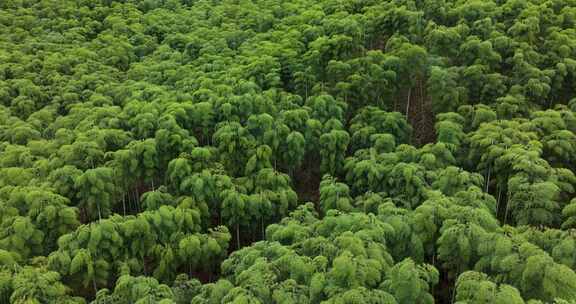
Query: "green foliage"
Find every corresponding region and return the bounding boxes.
[214,122,256,176]
[0,216,44,259]
[4,266,84,304]
[561,198,576,229]
[1,0,576,302]
[319,130,350,175]
[93,274,174,304]
[141,188,175,211]
[454,271,526,304]
[75,167,116,221]
[381,258,438,304]
[319,176,353,213]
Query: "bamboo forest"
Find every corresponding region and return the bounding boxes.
[2,0,576,303]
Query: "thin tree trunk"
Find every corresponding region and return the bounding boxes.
[132,188,137,213]
[336,187,340,211]
[134,188,140,213]
[419,78,425,123]
[504,190,511,225]
[128,190,134,215]
[485,165,491,193]
[142,255,147,275]
[122,187,127,216]
[92,276,98,296]
[496,183,503,214]
[236,223,240,249]
[261,217,265,240]
[97,202,102,221]
[405,88,412,120]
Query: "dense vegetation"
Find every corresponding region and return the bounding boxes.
[1,0,576,303]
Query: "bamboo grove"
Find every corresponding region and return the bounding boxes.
[1,0,576,303]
